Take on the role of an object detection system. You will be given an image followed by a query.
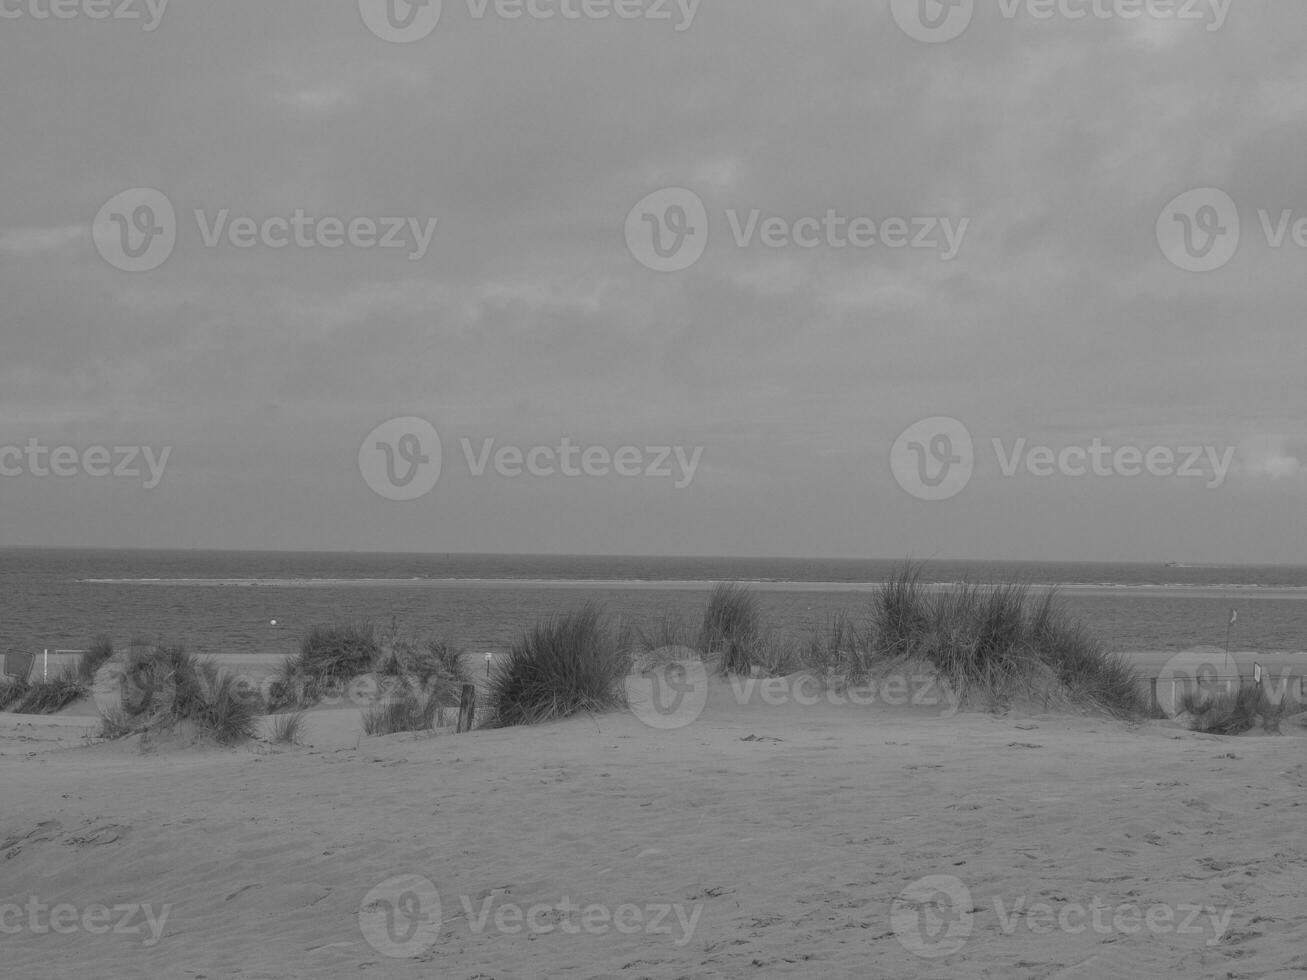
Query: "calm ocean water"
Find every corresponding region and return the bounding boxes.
[3,549,1307,659]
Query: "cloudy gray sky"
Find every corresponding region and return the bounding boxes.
[1,0,1304,562]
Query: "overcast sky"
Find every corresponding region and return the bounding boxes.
[1,0,1304,562]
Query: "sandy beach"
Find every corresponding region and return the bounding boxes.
[3,674,1305,980]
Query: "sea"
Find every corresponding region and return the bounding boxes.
[3,549,1307,662]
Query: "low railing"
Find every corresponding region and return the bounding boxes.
[0,649,84,684]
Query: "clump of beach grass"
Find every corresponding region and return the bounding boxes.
[700,583,762,676]
[487,604,631,727]
[190,668,261,744]
[77,636,116,683]
[96,704,137,740]
[1180,685,1282,735]
[1026,592,1147,719]
[293,621,380,682]
[268,621,377,711]
[866,567,1148,719]
[267,654,322,711]
[0,677,22,711]
[269,711,306,745]
[361,691,443,736]
[630,613,701,672]
[871,562,932,660]
[95,643,259,745]
[271,623,467,714]
[5,669,87,714]
[377,637,470,690]
[799,612,871,685]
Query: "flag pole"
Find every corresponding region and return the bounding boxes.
[1225,609,1237,691]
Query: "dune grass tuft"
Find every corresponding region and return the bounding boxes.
[294,621,380,682]
[0,677,28,711]
[269,711,306,745]
[377,637,470,690]
[77,636,116,684]
[1180,685,1281,735]
[487,604,631,727]
[96,643,259,745]
[700,583,762,676]
[800,612,871,684]
[271,624,467,714]
[8,669,87,714]
[189,666,260,744]
[864,568,1148,719]
[1027,592,1147,719]
[871,562,932,659]
[629,614,701,673]
[97,704,137,740]
[362,692,442,736]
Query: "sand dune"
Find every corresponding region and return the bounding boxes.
[2,680,1305,979]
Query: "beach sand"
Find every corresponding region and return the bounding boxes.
[1,679,1305,979]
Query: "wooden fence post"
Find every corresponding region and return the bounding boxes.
[456,684,476,733]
